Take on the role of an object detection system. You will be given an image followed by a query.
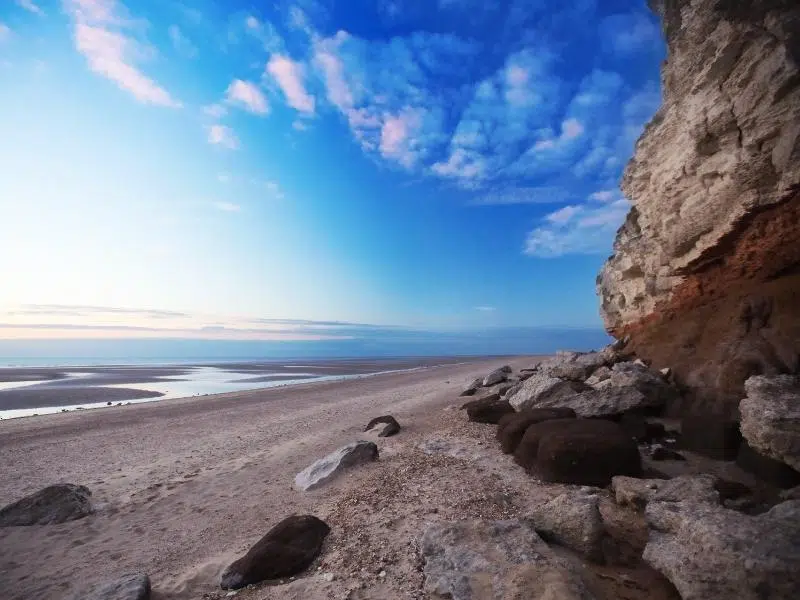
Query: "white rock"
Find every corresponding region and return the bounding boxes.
[294,441,378,491]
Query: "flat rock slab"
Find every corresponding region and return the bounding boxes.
[221,515,330,589]
[294,441,378,491]
[69,573,151,600]
[644,500,800,600]
[420,519,595,600]
[0,483,93,526]
[612,475,720,511]
[507,373,586,412]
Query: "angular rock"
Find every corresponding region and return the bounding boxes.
[528,490,605,563]
[220,515,330,589]
[593,361,678,406]
[535,424,642,486]
[364,415,401,437]
[585,366,612,387]
[294,441,378,491]
[70,573,151,600]
[612,475,719,511]
[0,484,93,526]
[420,519,595,600]
[461,391,500,410]
[483,368,508,387]
[466,397,514,424]
[496,408,576,454]
[740,375,800,472]
[507,372,585,412]
[643,500,800,600]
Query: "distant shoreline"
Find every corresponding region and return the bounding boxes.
[0,356,495,417]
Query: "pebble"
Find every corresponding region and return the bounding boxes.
[322,572,335,582]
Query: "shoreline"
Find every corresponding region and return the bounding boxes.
[0,357,546,600]
[0,356,491,417]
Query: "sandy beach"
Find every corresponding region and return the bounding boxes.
[0,357,551,599]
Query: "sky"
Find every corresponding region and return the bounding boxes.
[0,0,664,355]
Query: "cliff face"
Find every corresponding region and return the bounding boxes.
[597,0,800,417]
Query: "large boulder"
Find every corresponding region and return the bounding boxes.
[507,372,586,412]
[592,361,678,406]
[496,408,577,454]
[69,573,151,600]
[514,419,623,470]
[466,397,515,424]
[461,391,500,410]
[528,490,605,563]
[0,484,93,526]
[364,415,401,437]
[220,515,330,589]
[536,426,642,486]
[459,377,484,397]
[740,375,800,472]
[643,500,800,600]
[515,419,641,486]
[420,519,595,600]
[294,441,378,491]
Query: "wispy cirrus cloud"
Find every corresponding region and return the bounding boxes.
[16,0,46,16]
[207,124,239,149]
[225,78,269,114]
[64,0,181,108]
[266,55,315,114]
[524,192,630,257]
[168,24,197,58]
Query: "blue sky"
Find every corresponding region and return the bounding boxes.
[0,0,664,353]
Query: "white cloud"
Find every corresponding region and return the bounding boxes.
[471,186,569,205]
[217,173,230,183]
[601,12,661,55]
[524,197,630,257]
[266,55,315,114]
[64,0,181,108]
[225,79,269,115]
[208,124,239,149]
[312,32,354,111]
[168,24,197,58]
[245,15,260,30]
[213,201,241,212]
[589,190,617,203]
[292,120,309,131]
[379,109,423,168]
[16,0,45,16]
[203,103,227,118]
[475,306,496,312]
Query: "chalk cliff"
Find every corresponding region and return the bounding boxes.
[597,0,800,417]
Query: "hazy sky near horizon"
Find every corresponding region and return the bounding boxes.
[0,0,664,342]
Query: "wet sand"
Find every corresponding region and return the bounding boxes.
[0,357,482,411]
[0,356,541,600]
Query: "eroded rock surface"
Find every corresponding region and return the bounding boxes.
[527,490,605,563]
[420,519,594,600]
[597,0,800,416]
[643,500,800,600]
[740,374,800,471]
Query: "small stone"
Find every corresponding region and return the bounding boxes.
[322,572,335,582]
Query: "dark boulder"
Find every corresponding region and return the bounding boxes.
[0,484,93,527]
[466,397,515,424]
[496,408,576,454]
[459,377,484,397]
[514,418,624,470]
[220,515,330,589]
[364,415,401,437]
[736,440,800,489]
[619,413,666,443]
[535,425,642,486]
